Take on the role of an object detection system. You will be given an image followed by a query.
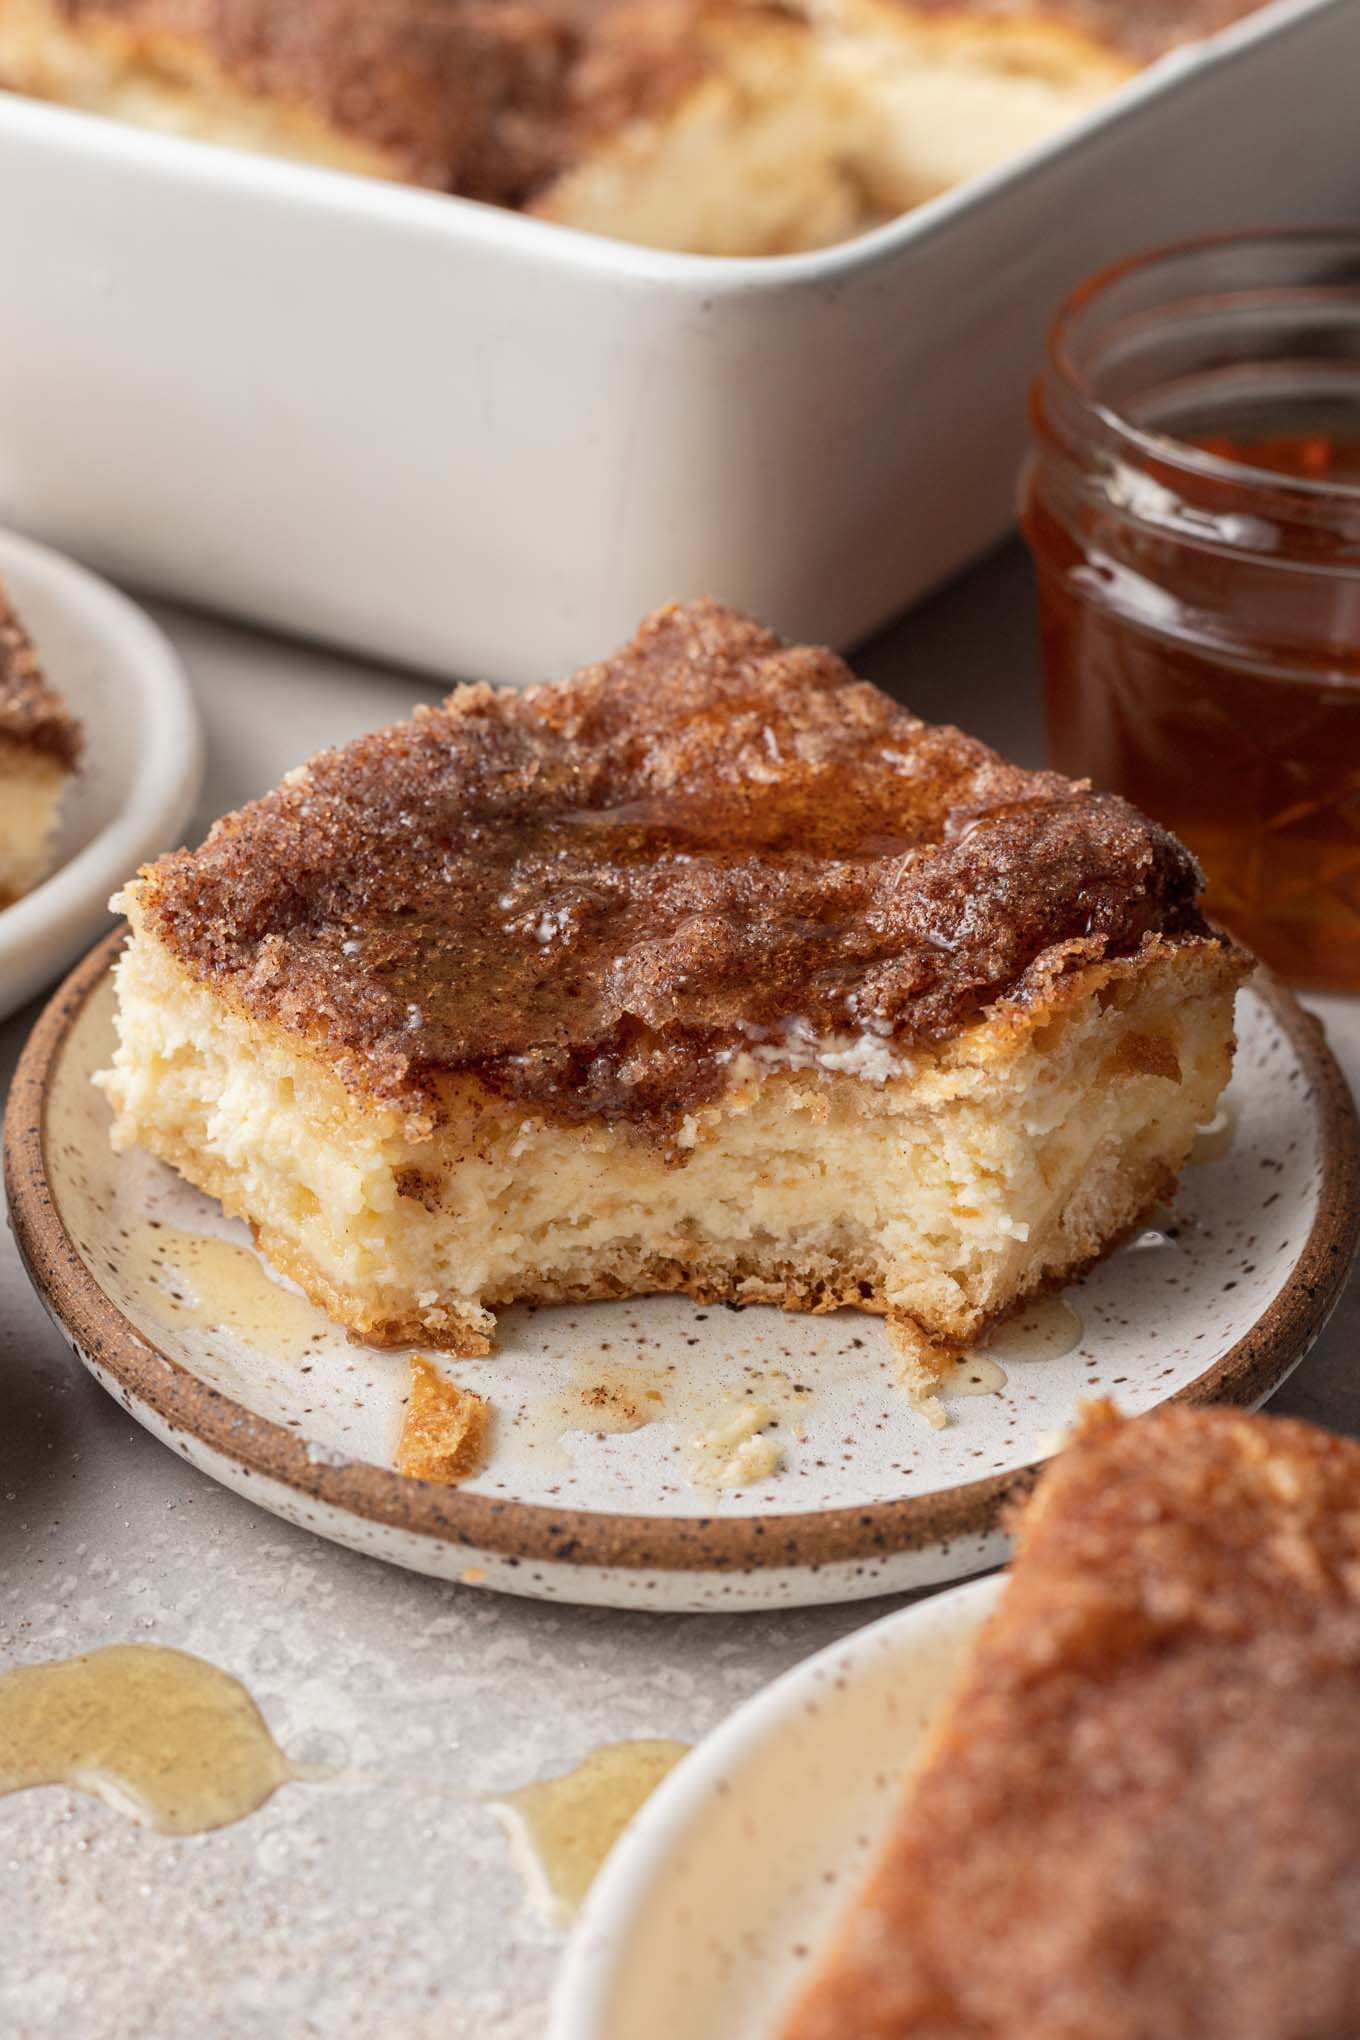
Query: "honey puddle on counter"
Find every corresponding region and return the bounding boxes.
[0,1645,319,1834]
[129,1223,326,1361]
[492,1739,691,1920]
[0,1644,678,1914]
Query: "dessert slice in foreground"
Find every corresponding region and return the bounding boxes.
[783,1404,1360,2039]
[0,580,80,907]
[97,599,1244,1398]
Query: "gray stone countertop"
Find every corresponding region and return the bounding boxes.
[2,547,1356,2039]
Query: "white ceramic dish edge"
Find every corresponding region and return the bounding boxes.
[550,1574,1003,2040]
[0,527,202,1020]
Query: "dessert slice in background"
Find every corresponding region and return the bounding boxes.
[809,0,1270,220]
[784,1403,1360,2038]
[0,0,863,255]
[0,0,1271,253]
[96,599,1243,1401]
[0,579,81,907]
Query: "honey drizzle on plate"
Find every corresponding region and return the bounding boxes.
[119,1234,808,1491]
[941,1353,1009,1397]
[1188,1103,1238,1168]
[986,1295,1083,1363]
[546,1360,670,1439]
[128,1223,324,1360]
[505,1356,808,1490]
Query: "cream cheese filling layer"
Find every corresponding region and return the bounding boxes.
[97,897,1238,1394]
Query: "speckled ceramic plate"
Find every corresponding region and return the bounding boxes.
[551,1573,1002,2038]
[0,526,202,1021]
[6,934,1358,1611]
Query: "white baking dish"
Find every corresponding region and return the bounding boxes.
[0,0,1353,687]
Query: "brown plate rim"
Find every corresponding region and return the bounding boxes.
[6,928,1360,1577]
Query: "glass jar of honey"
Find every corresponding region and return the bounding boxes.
[1020,231,1360,991]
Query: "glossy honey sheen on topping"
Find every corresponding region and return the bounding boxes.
[134,598,1218,1137]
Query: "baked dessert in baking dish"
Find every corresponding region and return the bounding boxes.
[0,0,864,252]
[97,599,1244,1399]
[0,579,80,907]
[0,0,1270,254]
[783,1403,1360,2039]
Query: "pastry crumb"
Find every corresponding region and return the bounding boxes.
[688,1398,783,1489]
[396,1356,492,1483]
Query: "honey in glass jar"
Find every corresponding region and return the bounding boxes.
[1020,231,1360,991]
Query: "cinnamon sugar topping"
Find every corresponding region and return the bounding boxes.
[41,0,727,205]
[134,599,1217,1134]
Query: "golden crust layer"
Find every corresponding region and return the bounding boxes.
[128,598,1232,1139]
[784,1404,1360,2040]
[0,578,80,770]
[101,918,1238,1375]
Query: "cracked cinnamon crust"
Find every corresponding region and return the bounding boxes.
[0,0,1270,253]
[0,577,80,909]
[783,1403,1360,2040]
[97,599,1245,1395]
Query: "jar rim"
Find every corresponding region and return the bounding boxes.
[1045,227,1360,510]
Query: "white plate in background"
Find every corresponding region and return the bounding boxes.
[551,1574,1001,2039]
[0,526,202,1021]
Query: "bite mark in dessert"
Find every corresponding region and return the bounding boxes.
[96,598,1245,1402]
[0,578,80,908]
[782,1403,1360,2039]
